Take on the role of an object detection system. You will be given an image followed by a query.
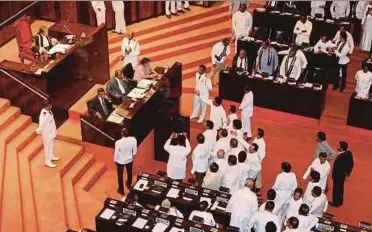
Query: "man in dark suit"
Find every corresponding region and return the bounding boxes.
[330,141,354,207]
[106,69,132,105]
[88,88,114,120]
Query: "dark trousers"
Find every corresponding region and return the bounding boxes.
[195,171,206,187]
[334,63,348,89]
[332,177,345,206]
[116,162,133,192]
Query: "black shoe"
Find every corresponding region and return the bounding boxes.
[328,201,340,207]
[126,183,132,189]
[166,14,171,19]
[340,87,345,92]
[171,13,178,16]
[185,7,191,11]
[117,189,125,196]
[178,10,185,13]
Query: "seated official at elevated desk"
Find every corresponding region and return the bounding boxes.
[96,197,227,232]
[130,172,237,228]
[82,62,182,148]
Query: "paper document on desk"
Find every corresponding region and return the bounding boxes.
[107,112,124,124]
[166,188,180,198]
[48,44,72,54]
[152,223,168,232]
[127,88,147,99]
[137,79,157,89]
[133,179,148,191]
[170,228,185,232]
[99,208,115,220]
[132,217,148,229]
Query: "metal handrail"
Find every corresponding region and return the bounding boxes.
[0,1,39,29]
[0,68,47,100]
[80,118,115,141]
[5,69,49,98]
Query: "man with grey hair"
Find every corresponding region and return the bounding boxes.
[211,149,228,187]
[155,199,184,218]
[227,178,258,232]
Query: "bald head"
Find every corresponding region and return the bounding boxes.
[245,178,255,189]
[217,149,225,159]
[127,31,134,39]
[161,199,171,208]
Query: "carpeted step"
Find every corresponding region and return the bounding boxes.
[107,3,230,44]
[0,106,21,131]
[0,98,10,114]
[30,140,84,232]
[18,135,43,232]
[0,120,35,232]
[62,153,95,230]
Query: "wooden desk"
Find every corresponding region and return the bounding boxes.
[80,62,182,148]
[0,22,110,127]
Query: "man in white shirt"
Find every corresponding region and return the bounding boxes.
[200,96,227,130]
[252,128,266,191]
[279,49,302,81]
[239,85,254,140]
[233,49,249,72]
[189,201,217,227]
[211,149,229,187]
[114,128,137,195]
[297,204,319,231]
[165,1,177,18]
[283,188,304,224]
[355,64,372,98]
[191,134,210,187]
[230,1,250,18]
[284,217,307,232]
[313,36,333,54]
[259,189,281,215]
[309,186,328,218]
[36,100,59,168]
[311,1,326,18]
[155,199,184,218]
[272,162,298,206]
[91,1,106,26]
[332,25,354,54]
[203,120,217,159]
[235,137,261,180]
[221,155,241,193]
[332,32,351,92]
[293,14,313,46]
[227,178,258,232]
[225,105,238,133]
[213,129,230,160]
[190,65,213,123]
[331,1,350,19]
[121,31,140,70]
[232,3,252,50]
[303,170,322,205]
[303,152,330,191]
[210,38,231,85]
[279,45,308,71]
[249,201,281,232]
[112,1,126,34]
[203,162,221,190]
[237,151,250,187]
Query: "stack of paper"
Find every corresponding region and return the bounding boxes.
[132,218,148,229]
[166,188,180,198]
[152,223,168,232]
[100,208,115,220]
[107,112,124,124]
[133,179,148,191]
[137,79,157,89]
[127,88,147,99]
[48,44,72,54]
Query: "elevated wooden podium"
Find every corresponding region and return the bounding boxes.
[0,22,110,127]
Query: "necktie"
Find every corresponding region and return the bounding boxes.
[101,98,108,116]
[240,58,243,68]
[198,74,202,80]
[117,78,126,94]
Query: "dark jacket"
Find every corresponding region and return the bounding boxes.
[87,96,114,119]
[106,77,131,99]
[332,150,354,180]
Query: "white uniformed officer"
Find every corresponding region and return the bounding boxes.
[36,100,59,168]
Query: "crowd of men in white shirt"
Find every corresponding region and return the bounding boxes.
[228,1,372,93]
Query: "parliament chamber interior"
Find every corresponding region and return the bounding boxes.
[0,1,372,232]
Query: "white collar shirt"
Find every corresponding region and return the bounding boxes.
[355,70,372,98]
[114,136,137,165]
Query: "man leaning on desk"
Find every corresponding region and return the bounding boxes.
[32,26,59,55]
[106,69,133,105]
